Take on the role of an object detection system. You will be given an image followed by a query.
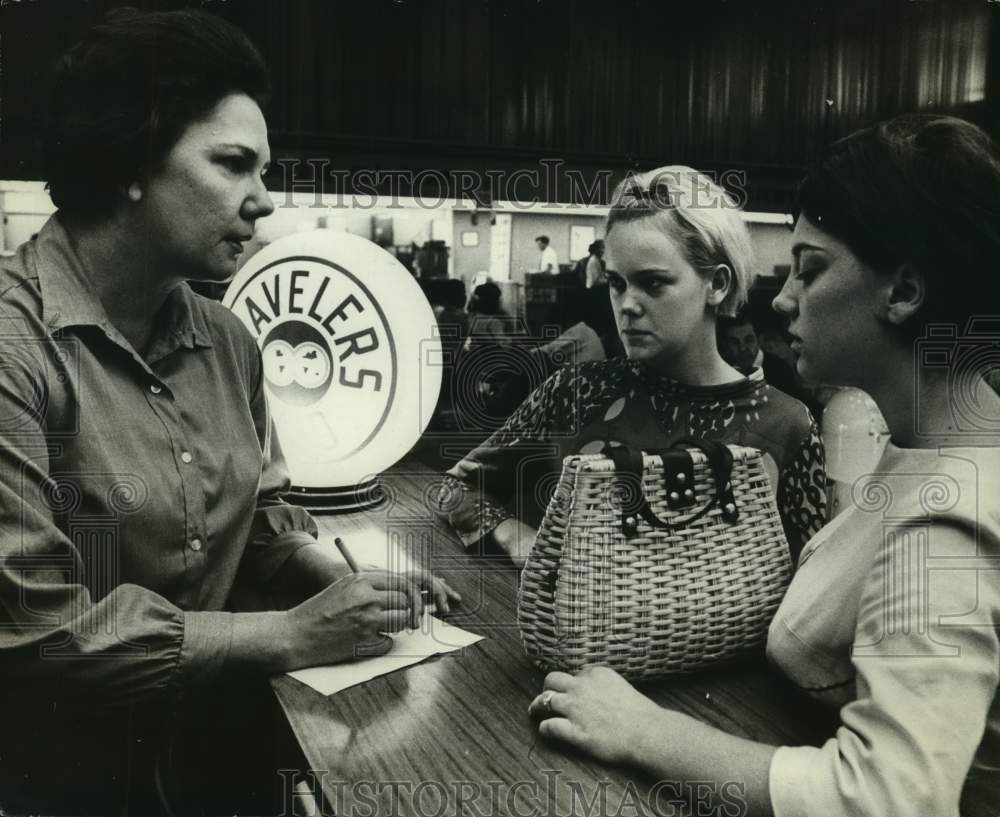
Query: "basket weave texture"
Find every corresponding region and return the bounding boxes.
[517,445,792,680]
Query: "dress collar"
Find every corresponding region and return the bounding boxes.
[630,360,765,401]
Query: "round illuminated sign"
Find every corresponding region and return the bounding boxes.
[224,230,442,490]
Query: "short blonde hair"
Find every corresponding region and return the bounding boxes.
[606,166,755,317]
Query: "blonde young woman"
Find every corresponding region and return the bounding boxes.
[442,168,827,566]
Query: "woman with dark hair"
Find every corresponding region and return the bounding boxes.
[584,238,607,288]
[528,116,1000,817]
[0,9,456,814]
[440,167,827,566]
[467,280,504,316]
[465,280,510,349]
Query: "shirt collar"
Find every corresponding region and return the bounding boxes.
[146,284,214,362]
[34,215,108,333]
[33,215,213,352]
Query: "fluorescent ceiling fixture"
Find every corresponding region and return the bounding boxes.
[459,199,793,225]
[457,198,610,217]
[741,212,794,225]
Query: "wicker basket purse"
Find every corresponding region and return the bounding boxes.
[517,438,792,680]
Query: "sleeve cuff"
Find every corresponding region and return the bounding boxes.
[179,610,235,686]
[455,510,516,549]
[769,744,825,817]
[453,497,515,549]
[457,526,488,549]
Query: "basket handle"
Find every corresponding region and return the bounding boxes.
[602,437,739,538]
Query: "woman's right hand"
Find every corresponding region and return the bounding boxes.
[278,572,422,670]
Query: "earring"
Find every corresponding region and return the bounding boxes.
[127,183,142,203]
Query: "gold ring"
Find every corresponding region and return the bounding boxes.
[541,691,554,712]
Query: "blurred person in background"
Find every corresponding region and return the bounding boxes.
[584,239,607,288]
[535,234,559,274]
[719,310,816,415]
[574,238,607,289]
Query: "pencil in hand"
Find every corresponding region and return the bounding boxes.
[334,537,361,574]
[333,535,440,623]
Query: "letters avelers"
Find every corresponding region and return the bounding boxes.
[243,267,384,393]
[225,254,397,468]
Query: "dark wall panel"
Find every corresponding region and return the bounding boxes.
[2,0,996,210]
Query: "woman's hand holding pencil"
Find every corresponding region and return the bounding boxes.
[273,537,462,671]
[333,536,460,617]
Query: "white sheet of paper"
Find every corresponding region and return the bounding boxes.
[286,615,484,696]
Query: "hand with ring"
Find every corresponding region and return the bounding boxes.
[528,666,667,766]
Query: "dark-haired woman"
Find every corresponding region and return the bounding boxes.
[465,281,510,348]
[584,239,607,288]
[529,116,1000,817]
[0,9,456,813]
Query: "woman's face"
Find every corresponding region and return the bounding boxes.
[606,219,715,373]
[139,92,274,282]
[772,216,888,385]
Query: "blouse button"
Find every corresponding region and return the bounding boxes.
[190,538,203,552]
[149,384,162,394]
[181,451,193,464]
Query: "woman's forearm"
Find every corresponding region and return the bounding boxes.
[630,707,776,816]
[269,542,352,602]
[491,518,537,566]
